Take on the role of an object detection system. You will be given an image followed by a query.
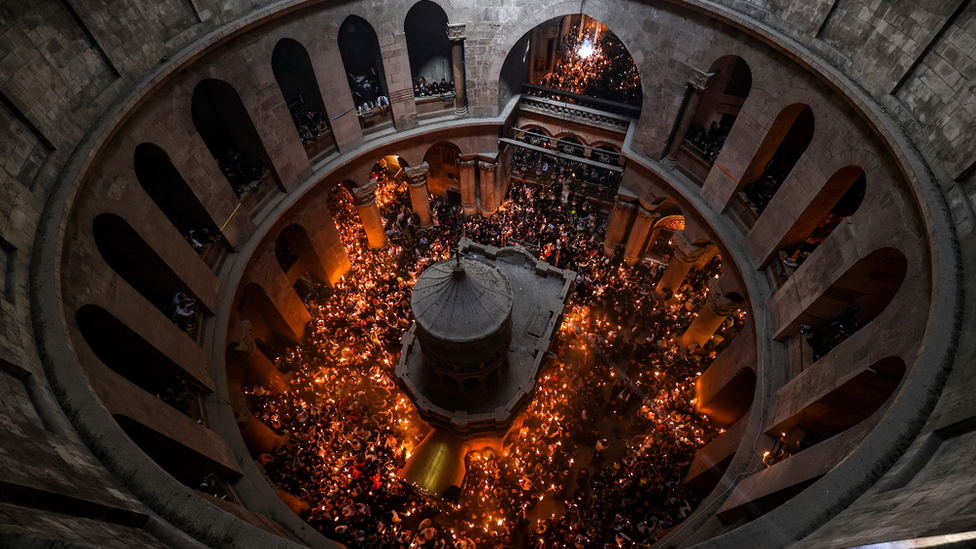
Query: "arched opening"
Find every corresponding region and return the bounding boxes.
[498,14,643,115]
[737,104,815,220]
[338,16,393,132]
[405,1,453,95]
[271,38,336,162]
[679,56,752,184]
[646,214,685,261]
[75,304,202,419]
[192,79,277,196]
[92,214,204,333]
[276,224,328,304]
[787,247,907,365]
[591,144,621,166]
[133,143,222,260]
[766,356,905,464]
[774,167,866,273]
[238,283,301,355]
[424,142,461,197]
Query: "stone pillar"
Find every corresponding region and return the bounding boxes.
[623,207,656,265]
[239,414,283,456]
[353,182,387,249]
[655,230,716,299]
[663,69,714,167]
[404,163,433,228]
[604,198,639,256]
[678,278,743,350]
[447,23,468,118]
[459,157,478,217]
[479,161,499,215]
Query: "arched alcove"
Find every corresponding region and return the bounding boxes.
[238,283,300,350]
[775,166,866,269]
[192,79,277,196]
[646,214,685,260]
[556,135,585,158]
[92,214,201,324]
[133,143,221,246]
[405,1,452,87]
[271,38,334,161]
[338,16,393,130]
[738,104,815,217]
[276,224,328,303]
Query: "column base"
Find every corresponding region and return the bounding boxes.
[661,157,677,169]
[454,105,469,118]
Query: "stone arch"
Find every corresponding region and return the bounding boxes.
[738,103,815,215]
[271,38,335,161]
[767,356,906,458]
[774,166,866,268]
[191,79,278,195]
[92,213,202,321]
[338,15,394,131]
[681,55,752,168]
[238,283,301,351]
[276,223,329,286]
[495,9,644,113]
[783,247,907,363]
[133,143,222,249]
[76,304,203,400]
[424,142,461,197]
[555,135,586,158]
[404,1,452,85]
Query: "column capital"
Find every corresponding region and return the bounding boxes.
[704,278,743,317]
[404,164,430,186]
[447,23,466,41]
[635,206,657,221]
[616,198,638,211]
[459,158,478,169]
[689,68,717,91]
[353,182,378,206]
[478,161,498,172]
[672,229,716,263]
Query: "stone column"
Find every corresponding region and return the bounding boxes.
[459,157,478,217]
[353,182,387,249]
[447,23,468,118]
[239,414,283,455]
[479,161,499,215]
[678,278,743,350]
[655,230,716,299]
[623,207,656,265]
[663,68,714,167]
[604,198,639,256]
[404,163,433,228]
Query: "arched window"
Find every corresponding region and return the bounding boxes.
[92,214,202,333]
[133,143,221,252]
[405,1,452,92]
[338,16,393,132]
[271,38,335,161]
[776,166,866,270]
[192,79,277,196]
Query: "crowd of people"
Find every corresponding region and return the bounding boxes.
[243,171,744,548]
[292,109,331,146]
[534,16,643,106]
[686,121,732,163]
[414,77,455,98]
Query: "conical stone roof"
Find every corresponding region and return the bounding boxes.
[410,256,514,343]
